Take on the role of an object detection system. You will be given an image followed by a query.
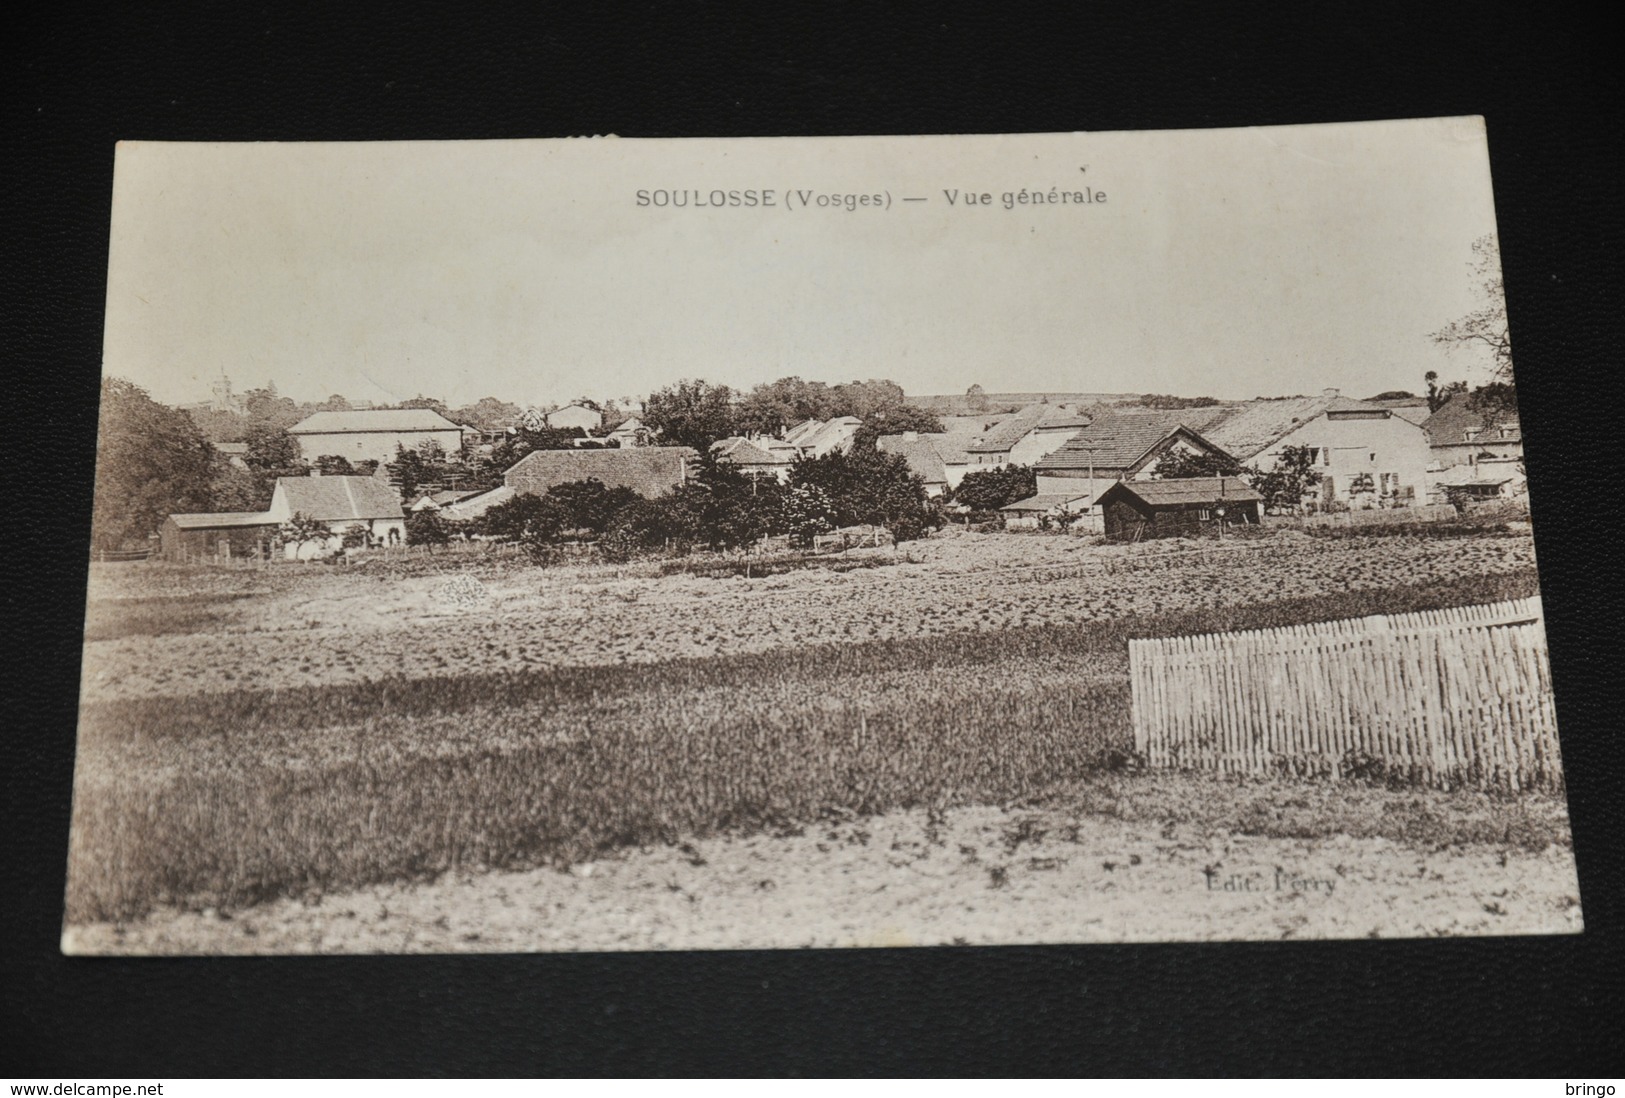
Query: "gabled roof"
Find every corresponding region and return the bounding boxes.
[167,511,278,529]
[1037,413,1232,472]
[965,403,1051,453]
[876,435,949,485]
[606,416,646,435]
[1423,393,1522,447]
[289,408,465,434]
[712,436,797,465]
[789,416,862,453]
[1099,476,1262,506]
[275,475,405,521]
[504,446,697,497]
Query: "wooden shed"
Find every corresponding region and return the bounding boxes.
[159,512,278,562]
[1097,477,1262,542]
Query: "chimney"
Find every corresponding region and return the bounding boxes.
[1323,387,1340,398]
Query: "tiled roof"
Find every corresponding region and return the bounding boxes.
[876,436,949,485]
[505,446,697,498]
[712,436,797,465]
[965,403,1051,453]
[1036,406,1092,429]
[289,408,465,434]
[168,511,277,529]
[277,475,406,521]
[1036,412,1230,471]
[1423,394,1522,447]
[1102,476,1262,506]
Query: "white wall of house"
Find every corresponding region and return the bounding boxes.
[1007,426,1083,467]
[292,428,467,465]
[1255,412,1432,508]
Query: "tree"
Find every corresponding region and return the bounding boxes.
[778,483,837,546]
[965,383,989,413]
[643,379,738,450]
[341,523,371,549]
[1424,370,1468,414]
[243,424,305,474]
[1153,448,1243,479]
[452,397,523,431]
[208,460,269,513]
[240,386,302,429]
[405,509,452,549]
[1244,445,1322,514]
[479,493,565,544]
[398,395,450,417]
[790,448,929,536]
[952,465,1036,512]
[277,511,332,559]
[1138,394,1221,410]
[92,378,216,550]
[1430,234,1519,424]
[314,454,356,476]
[851,405,946,450]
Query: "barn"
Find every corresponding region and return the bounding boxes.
[1096,477,1262,541]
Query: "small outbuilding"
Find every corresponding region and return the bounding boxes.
[159,511,279,561]
[1096,477,1262,542]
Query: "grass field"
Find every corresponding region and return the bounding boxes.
[66,528,1559,927]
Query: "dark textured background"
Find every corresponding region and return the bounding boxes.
[4,0,1620,1077]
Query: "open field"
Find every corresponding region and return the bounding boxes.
[65,772,1580,953]
[63,527,1573,947]
[78,527,1540,702]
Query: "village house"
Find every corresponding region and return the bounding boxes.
[159,473,407,561]
[782,416,862,458]
[604,415,650,447]
[876,431,976,496]
[1195,389,1434,510]
[1096,477,1263,541]
[963,403,1092,469]
[505,446,697,498]
[710,435,802,481]
[545,403,604,433]
[1028,411,1238,510]
[287,408,475,465]
[1423,393,1523,478]
[266,474,408,555]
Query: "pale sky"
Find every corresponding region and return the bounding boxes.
[102,119,1508,409]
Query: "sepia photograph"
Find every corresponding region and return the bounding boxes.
[63,118,1581,955]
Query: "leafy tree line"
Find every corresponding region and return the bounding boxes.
[470,448,934,559]
[641,376,945,452]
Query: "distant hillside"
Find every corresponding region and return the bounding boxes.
[910,392,1146,415]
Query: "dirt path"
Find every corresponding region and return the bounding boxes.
[63,803,1582,955]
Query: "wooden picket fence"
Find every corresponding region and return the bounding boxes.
[1128,597,1562,792]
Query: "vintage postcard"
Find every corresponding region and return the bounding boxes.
[66,119,1581,954]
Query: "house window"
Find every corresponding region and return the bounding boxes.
[1463,429,1480,442]
[1198,508,1211,520]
